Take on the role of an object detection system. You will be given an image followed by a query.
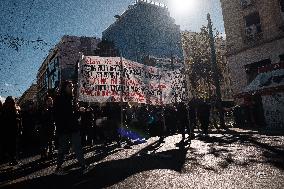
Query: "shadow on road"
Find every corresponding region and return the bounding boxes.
[1,129,283,189]
[0,140,189,189]
[195,130,284,170]
[0,143,121,188]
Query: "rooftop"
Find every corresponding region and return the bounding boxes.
[103,0,170,34]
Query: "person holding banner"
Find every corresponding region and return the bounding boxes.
[104,102,121,146]
[94,104,107,143]
[54,80,89,175]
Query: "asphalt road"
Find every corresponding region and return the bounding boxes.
[0,128,283,189]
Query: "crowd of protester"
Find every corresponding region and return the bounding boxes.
[0,80,240,174]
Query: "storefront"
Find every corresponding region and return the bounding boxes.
[236,62,284,129]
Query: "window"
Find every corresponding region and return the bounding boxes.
[245,12,262,33]
[245,12,262,35]
[48,57,60,89]
[280,0,284,22]
[240,0,252,9]
[45,72,48,87]
[280,0,284,12]
[244,59,271,84]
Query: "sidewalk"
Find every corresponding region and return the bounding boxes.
[202,126,284,136]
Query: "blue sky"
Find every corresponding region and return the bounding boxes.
[0,0,225,100]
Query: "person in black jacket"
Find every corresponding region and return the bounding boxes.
[188,98,197,132]
[104,102,121,146]
[165,104,177,135]
[54,81,88,175]
[21,102,38,155]
[0,100,3,162]
[2,96,21,165]
[176,102,191,144]
[197,99,211,136]
[40,96,55,160]
[80,105,94,146]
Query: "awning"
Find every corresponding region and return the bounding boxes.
[236,68,284,98]
[244,68,284,92]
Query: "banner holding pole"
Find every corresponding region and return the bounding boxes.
[78,56,186,105]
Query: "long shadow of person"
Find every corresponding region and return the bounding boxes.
[70,141,189,189]
[0,143,121,187]
[0,140,189,189]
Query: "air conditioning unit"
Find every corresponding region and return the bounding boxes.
[240,0,252,8]
[245,24,257,38]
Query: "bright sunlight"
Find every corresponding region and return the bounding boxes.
[168,0,197,15]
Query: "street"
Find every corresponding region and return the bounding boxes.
[0,128,283,189]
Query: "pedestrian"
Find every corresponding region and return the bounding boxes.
[104,102,121,146]
[147,105,156,137]
[157,106,166,143]
[94,104,106,143]
[165,104,177,135]
[233,105,245,128]
[2,96,21,165]
[188,98,197,130]
[79,106,87,146]
[80,105,94,146]
[39,96,55,160]
[210,104,219,130]
[176,102,191,144]
[54,81,89,175]
[197,99,211,136]
[86,106,95,145]
[137,104,150,139]
[21,101,39,156]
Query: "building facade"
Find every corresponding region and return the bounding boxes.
[102,0,183,63]
[220,0,284,128]
[17,83,37,111]
[37,35,100,105]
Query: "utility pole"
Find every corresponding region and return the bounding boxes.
[207,13,226,129]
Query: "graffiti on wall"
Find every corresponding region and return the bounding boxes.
[262,93,284,128]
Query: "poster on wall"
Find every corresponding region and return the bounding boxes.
[78,56,186,105]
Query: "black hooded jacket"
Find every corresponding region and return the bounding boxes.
[54,95,80,135]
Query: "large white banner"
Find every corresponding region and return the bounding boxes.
[78,56,186,105]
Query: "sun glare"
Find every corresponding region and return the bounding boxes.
[169,0,197,15]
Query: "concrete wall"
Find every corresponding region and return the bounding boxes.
[220,0,284,55]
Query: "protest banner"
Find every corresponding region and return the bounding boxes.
[78,55,186,105]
